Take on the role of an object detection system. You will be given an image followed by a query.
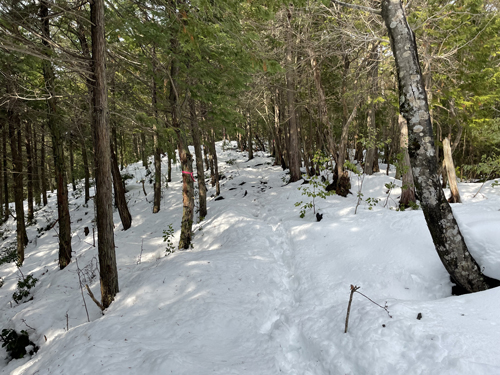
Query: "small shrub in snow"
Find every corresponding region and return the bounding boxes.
[0,329,38,359]
[295,152,334,218]
[121,172,134,184]
[0,245,17,266]
[12,275,38,304]
[163,224,175,255]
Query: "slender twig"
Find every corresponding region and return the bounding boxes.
[21,319,35,331]
[354,290,392,318]
[75,257,90,323]
[331,0,381,15]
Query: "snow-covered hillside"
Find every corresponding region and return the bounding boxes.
[1,142,500,374]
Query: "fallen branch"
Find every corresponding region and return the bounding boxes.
[85,284,104,312]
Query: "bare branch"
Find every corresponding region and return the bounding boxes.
[331,0,381,15]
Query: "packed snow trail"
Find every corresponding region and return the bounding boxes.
[1,142,500,374]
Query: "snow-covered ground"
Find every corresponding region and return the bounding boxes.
[1,142,500,375]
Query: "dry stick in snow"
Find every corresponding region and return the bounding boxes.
[345,285,392,333]
[85,284,104,312]
[345,285,359,333]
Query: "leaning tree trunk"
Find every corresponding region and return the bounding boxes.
[91,0,119,308]
[443,137,461,203]
[382,0,497,292]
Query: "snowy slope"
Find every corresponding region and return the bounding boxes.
[1,142,500,375]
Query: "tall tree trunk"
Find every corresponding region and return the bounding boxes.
[41,0,72,269]
[189,97,207,220]
[286,7,301,182]
[8,97,27,263]
[25,122,34,222]
[81,133,91,204]
[246,112,253,160]
[110,138,132,229]
[69,139,76,191]
[90,0,119,308]
[382,0,497,292]
[209,130,220,196]
[40,125,48,206]
[32,125,41,207]
[151,48,162,214]
[364,45,380,175]
[109,75,132,230]
[3,121,9,221]
[141,132,148,170]
[169,44,194,249]
[443,137,461,203]
[0,125,3,221]
[337,55,352,177]
[398,115,416,207]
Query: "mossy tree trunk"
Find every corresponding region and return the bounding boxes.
[382,0,497,292]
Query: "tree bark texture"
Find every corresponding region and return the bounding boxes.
[32,125,41,207]
[189,97,207,220]
[398,114,416,207]
[152,50,162,214]
[364,46,380,175]
[246,112,253,160]
[3,121,9,221]
[382,0,497,292]
[286,7,302,182]
[169,48,194,249]
[25,122,34,222]
[91,0,119,308]
[40,125,48,206]
[443,137,461,203]
[41,0,72,269]
[8,100,27,264]
[111,139,132,230]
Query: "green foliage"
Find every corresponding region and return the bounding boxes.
[0,329,38,359]
[365,197,380,210]
[295,152,334,218]
[12,275,38,304]
[0,245,17,266]
[121,172,135,184]
[383,181,397,208]
[398,201,420,211]
[492,180,499,188]
[163,224,175,255]
[463,154,500,180]
[226,158,237,165]
[344,160,361,176]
